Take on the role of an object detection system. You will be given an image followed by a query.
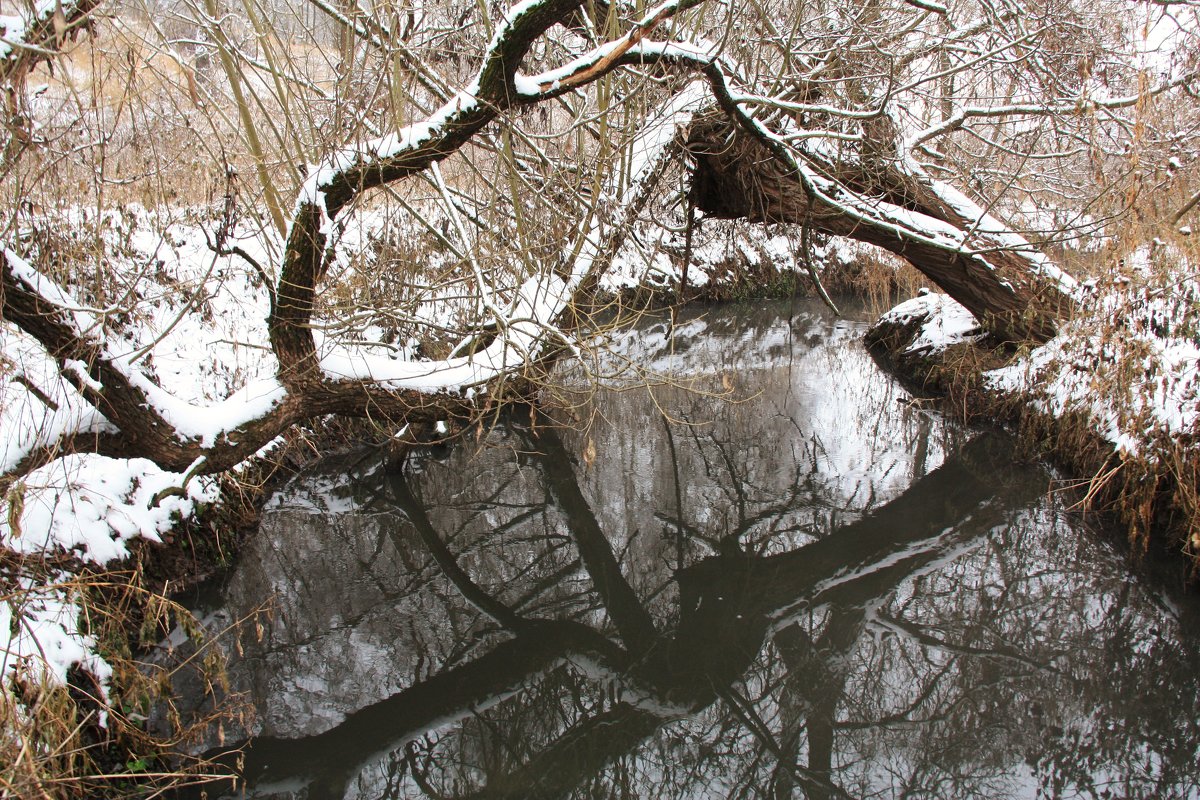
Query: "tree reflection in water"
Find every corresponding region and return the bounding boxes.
[181,301,1200,800]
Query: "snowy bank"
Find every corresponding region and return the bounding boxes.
[986,274,1200,458]
[1,455,216,703]
[871,291,985,357]
[868,264,1200,556]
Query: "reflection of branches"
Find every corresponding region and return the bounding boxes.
[236,620,634,791]
[773,607,867,800]
[870,611,1063,678]
[389,466,527,632]
[525,418,659,654]
[221,431,1041,799]
[660,409,687,570]
[718,684,858,800]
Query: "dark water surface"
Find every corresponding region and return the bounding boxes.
[176,299,1200,799]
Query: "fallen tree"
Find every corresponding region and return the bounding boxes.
[685,109,1079,343]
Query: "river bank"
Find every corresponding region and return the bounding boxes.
[865,279,1200,584]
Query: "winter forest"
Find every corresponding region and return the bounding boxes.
[3,0,1200,796]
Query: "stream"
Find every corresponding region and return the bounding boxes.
[171,298,1200,799]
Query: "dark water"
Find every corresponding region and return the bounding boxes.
[174,299,1200,799]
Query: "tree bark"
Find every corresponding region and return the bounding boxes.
[685,110,1072,343]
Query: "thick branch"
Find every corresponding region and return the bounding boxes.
[684,108,1073,342]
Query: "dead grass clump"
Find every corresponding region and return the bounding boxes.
[818,252,928,315]
[1,559,249,799]
[1011,405,1199,570]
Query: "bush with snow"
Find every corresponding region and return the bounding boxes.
[1,454,216,705]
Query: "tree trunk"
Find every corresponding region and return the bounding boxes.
[685,111,1073,343]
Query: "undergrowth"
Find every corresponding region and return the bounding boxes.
[1,560,245,799]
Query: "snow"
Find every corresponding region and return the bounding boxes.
[3,246,99,335]
[881,252,1200,460]
[0,578,113,697]
[3,453,218,565]
[1,207,275,701]
[3,7,1189,716]
[296,89,479,233]
[985,264,1200,456]
[126,372,289,449]
[320,272,571,389]
[0,0,64,61]
[921,170,1081,298]
[0,324,115,474]
[875,292,984,355]
[0,452,215,707]
[296,0,596,227]
[2,207,283,467]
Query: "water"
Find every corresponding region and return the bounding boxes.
[173,299,1200,799]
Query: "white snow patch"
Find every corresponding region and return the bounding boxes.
[875,293,984,356]
[3,453,218,565]
[0,579,113,701]
[0,0,66,61]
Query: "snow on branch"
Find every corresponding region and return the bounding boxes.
[567,80,709,284]
[1,246,289,476]
[622,42,1016,262]
[511,0,707,97]
[318,81,709,391]
[0,0,101,82]
[903,70,1200,152]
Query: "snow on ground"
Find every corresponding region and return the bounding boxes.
[0,577,113,697]
[987,255,1200,456]
[884,246,1199,459]
[1,205,276,703]
[1,452,214,704]
[0,324,114,475]
[7,198,1193,714]
[3,454,217,565]
[602,217,884,293]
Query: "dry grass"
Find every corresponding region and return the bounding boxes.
[0,562,250,799]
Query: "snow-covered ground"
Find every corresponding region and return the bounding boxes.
[880,245,1200,460]
[872,290,986,357]
[0,206,277,700]
[986,255,1200,456]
